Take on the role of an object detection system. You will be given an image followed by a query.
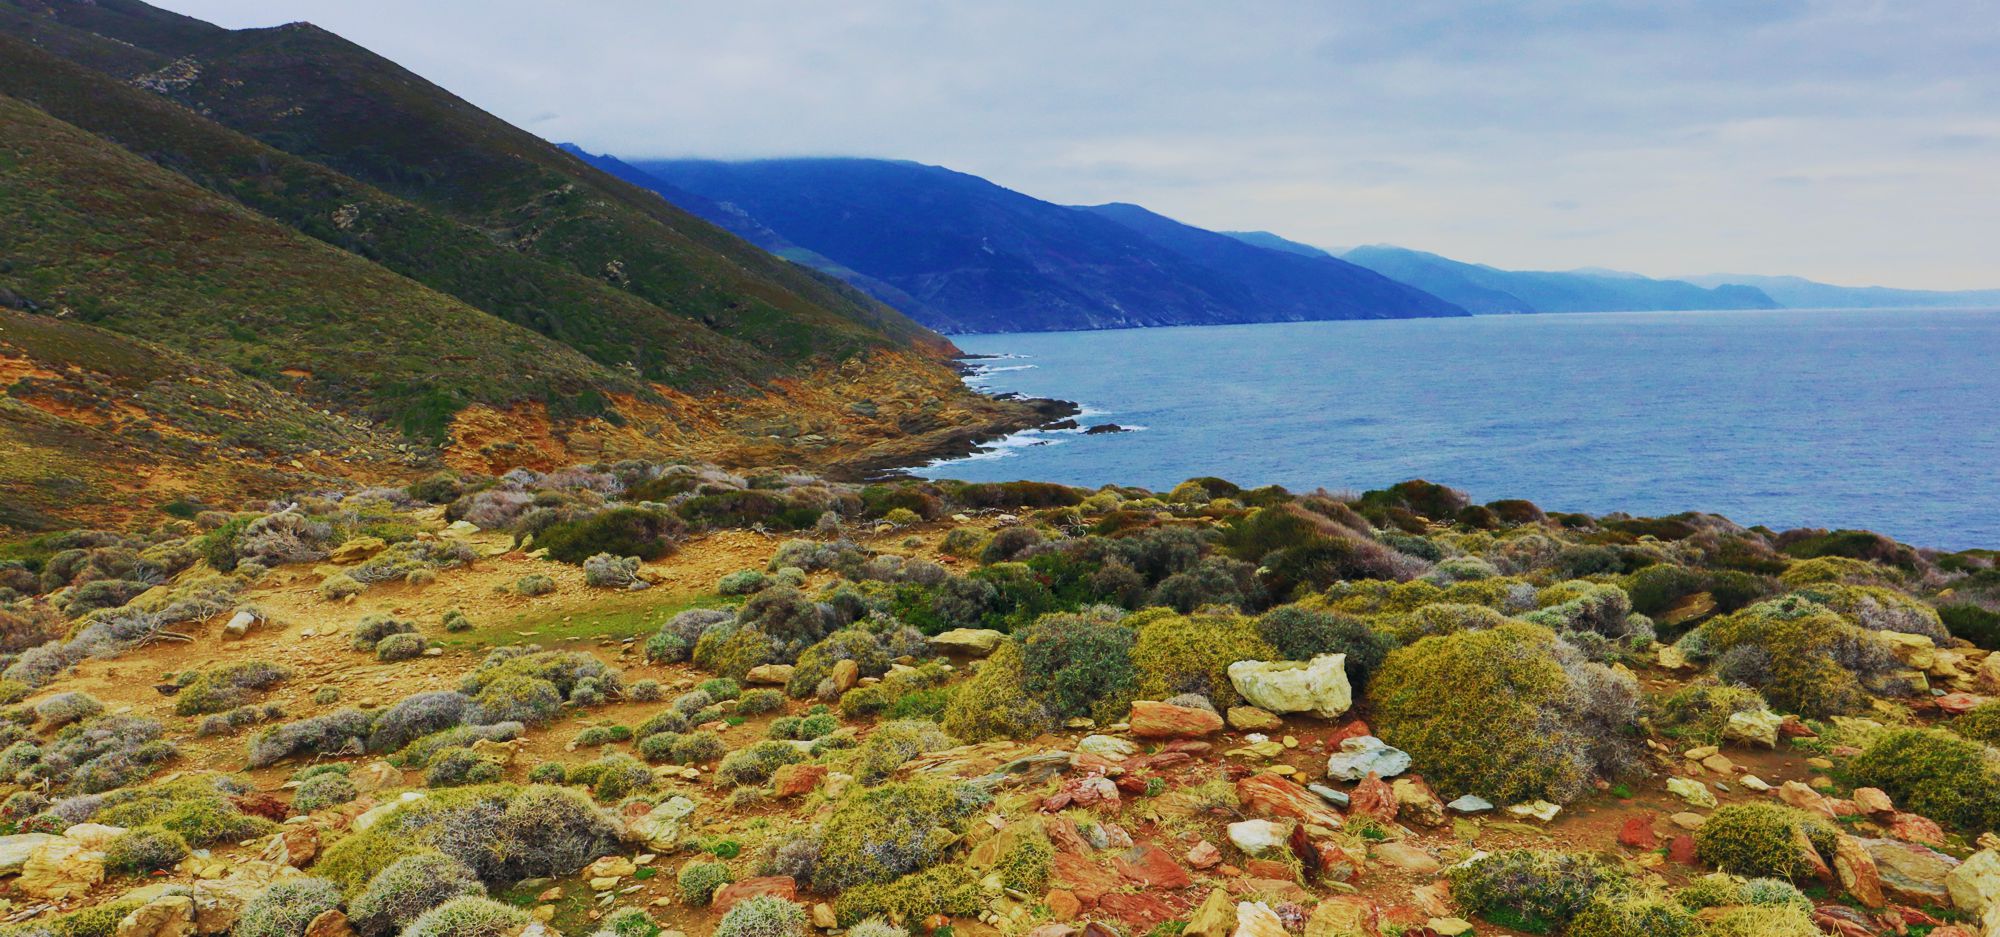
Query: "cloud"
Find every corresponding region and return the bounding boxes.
[155,0,2000,289]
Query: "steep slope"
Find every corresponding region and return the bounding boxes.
[618,156,1466,333]
[1342,245,1778,314]
[1081,203,1463,322]
[1219,230,1335,259]
[0,0,941,370]
[1681,273,2000,309]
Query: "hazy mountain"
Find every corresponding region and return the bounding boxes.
[595,155,1465,333]
[1340,245,1778,315]
[1681,274,2000,309]
[1219,230,1334,259]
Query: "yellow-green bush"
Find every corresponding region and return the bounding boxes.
[1693,803,1838,879]
[1701,905,1820,937]
[1656,681,1770,744]
[1379,602,1510,643]
[832,865,983,927]
[1847,727,2000,833]
[939,642,1053,742]
[1778,556,1887,587]
[1697,596,1891,717]
[1950,701,2000,744]
[1128,609,1275,708]
[1566,894,1702,937]
[810,778,987,891]
[1368,623,1620,804]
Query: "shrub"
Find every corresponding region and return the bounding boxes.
[583,553,641,588]
[1567,894,1702,937]
[349,852,485,937]
[352,615,417,651]
[234,878,344,937]
[1848,727,2000,833]
[1017,610,1137,722]
[852,720,957,784]
[1694,803,1839,878]
[1656,681,1770,744]
[466,676,563,726]
[940,642,1054,742]
[88,775,274,846]
[514,574,557,597]
[1446,849,1630,933]
[737,688,785,715]
[377,632,428,662]
[391,724,523,770]
[369,691,471,753]
[811,778,987,891]
[715,896,807,937]
[677,860,733,905]
[699,677,742,701]
[402,896,529,937]
[672,731,725,764]
[1697,596,1895,717]
[787,629,889,698]
[567,753,653,802]
[739,586,829,653]
[173,660,290,716]
[718,570,770,595]
[1525,582,1650,642]
[247,709,373,767]
[1128,610,1277,709]
[1703,906,1820,937]
[103,827,189,873]
[319,573,365,601]
[717,740,806,787]
[316,785,617,892]
[1369,623,1633,804]
[1951,701,2000,744]
[536,508,683,564]
[425,748,504,787]
[35,691,104,727]
[694,625,779,682]
[832,865,983,928]
[1253,606,1390,687]
[294,772,359,812]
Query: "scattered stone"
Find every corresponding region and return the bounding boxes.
[1226,820,1288,856]
[1391,777,1446,827]
[1669,812,1708,831]
[1946,848,2000,916]
[1668,834,1698,865]
[1323,736,1409,781]
[116,895,196,937]
[627,796,697,852]
[1370,841,1439,873]
[744,664,795,685]
[1076,735,1139,760]
[1045,889,1082,922]
[1834,835,1886,907]
[712,877,798,914]
[19,837,103,899]
[1227,655,1352,719]
[302,909,353,937]
[1445,795,1493,815]
[222,609,259,640]
[1113,843,1192,888]
[1504,800,1561,822]
[1618,816,1658,849]
[1182,889,1235,937]
[1231,901,1288,937]
[1237,773,1344,829]
[1724,709,1782,748]
[1129,700,1224,738]
[1347,774,1397,823]
[1307,784,1350,808]
[0,833,59,874]
[771,763,827,798]
[1227,706,1285,732]
[1779,780,1838,818]
[930,628,1006,656]
[1739,774,1772,792]
[1864,838,1958,905]
[1302,895,1378,937]
[828,659,859,693]
[1853,787,1896,816]
[1667,776,1717,809]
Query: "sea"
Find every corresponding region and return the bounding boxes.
[914,308,2000,551]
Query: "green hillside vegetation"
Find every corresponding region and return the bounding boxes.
[0,91,636,441]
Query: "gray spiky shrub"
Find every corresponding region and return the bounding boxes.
[293,772,359,813]
[368,691,471,753]
[247,709,373,768]
[401,896,528,937]
[234,878,344,937]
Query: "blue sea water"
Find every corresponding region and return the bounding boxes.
[916,308,2000,551]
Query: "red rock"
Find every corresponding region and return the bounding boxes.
[771,763,826,798]
[303,909,353,937]
[1852,787,1895,816]
[1046,817,1094,855]
[1936,692,1989,716]
[1096,891,1176,930]
[1888,812,1946,845]
[1164,740,1213,755]
[1347,772,1397,823]
[1113,843,1192,889]
[1328,720,1373,747]
[1778,716,1817,738]
[712,877,798,913]
[1237,773,1344,829]
[1053,850,1122,898]
[1617,815,1658,850]
[233,792,287,821]
[1226,877,1311,905]
[1668,834,1698,865]
[1833,835,1885,908]
[1128,752,1193,772]
[1243,858,1294,881]
[1115,774,1152,795]
[1793,825,1835,882]
[1129,701,1224,738]
[1186,840,1222,869]
[1071,752,1121,775]
[1045,889,1082,921]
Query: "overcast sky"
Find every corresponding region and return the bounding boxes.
[159,1,1998,289]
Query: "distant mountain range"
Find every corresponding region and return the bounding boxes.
[1337,245,1779,315]
[563,152,1468,333]
[1677,274,2000,310]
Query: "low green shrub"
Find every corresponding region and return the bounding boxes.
[1446,849,1630,933]
[1693,803,1839,878]
[1847,727,2000,833]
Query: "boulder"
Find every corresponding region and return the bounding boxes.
[1227,655,1352,719]
[828,659,860,693]
[1226,706,1284,732]
[627,796,698,852]
[1232,902,1288,937]
[1323,736,1409,781]
[744,664,795,685]
[712,877,797,914]
[1226,819,1288,856]
[302,910,354,937]
[1075,735,1139,760]
[1833,835,1885,908]
[0,832,59,873]
[1723,709,1782,748]
[1113,843,1192,888]
[1347,773,1398,823]
[771,763,827,798]
[930,628,1006,656]
[1948,848,2000,915]
[1392,777,1447,828]
[222,609,259,640]
[117,895,197,937]
[1129,701,1224,739]
[349,760,405,793]
[20,838,103,899]
[328,537,386,564]
[1183,889,1236,937]
[1667,776,1717,809]
[1863,838,1958,905]
[1236,773,1343,829]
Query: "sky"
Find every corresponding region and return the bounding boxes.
[158,1,2000,289]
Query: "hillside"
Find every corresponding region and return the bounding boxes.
[0,463,1993,937]
[593,155,1466,333]
[1342,245,1780,315]
[1681,273,2000,309]
[0,2,1065,531]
